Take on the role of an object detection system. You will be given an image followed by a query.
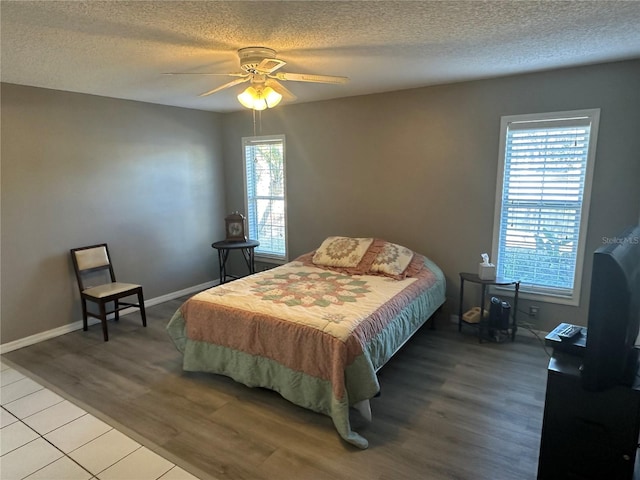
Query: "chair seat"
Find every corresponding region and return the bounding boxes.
[83,282,141,299]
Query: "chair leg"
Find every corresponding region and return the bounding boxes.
[81,298,89,331]
[99,301,109,342]
[114,299,120,322]
[138,290,147,327]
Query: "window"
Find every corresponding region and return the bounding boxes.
[242,135,287,262]
[492,109,600,305]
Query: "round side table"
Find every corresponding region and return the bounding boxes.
[212,239,260,284]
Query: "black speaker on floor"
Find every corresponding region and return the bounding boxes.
[489,296,511,330]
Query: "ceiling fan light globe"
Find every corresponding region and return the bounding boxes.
[263,87,282,108]
[253,98,268,111]
[237,87,259,109]
[237,85,282,110]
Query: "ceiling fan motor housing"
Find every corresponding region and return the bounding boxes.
[238,47,279,73]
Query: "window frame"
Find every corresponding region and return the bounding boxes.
[491,109,600,306]
[242,134,288,264]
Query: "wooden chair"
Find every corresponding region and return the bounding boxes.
[70,243,146,341]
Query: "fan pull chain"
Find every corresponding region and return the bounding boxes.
[251,109,264,137]
[252,108,256,136]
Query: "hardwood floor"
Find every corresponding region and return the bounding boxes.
[3,297,550,480]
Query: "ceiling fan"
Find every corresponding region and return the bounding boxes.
[164,47,349,109]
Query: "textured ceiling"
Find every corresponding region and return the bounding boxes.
[2,0,640,113]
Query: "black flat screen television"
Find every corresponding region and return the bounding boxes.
[581,224,640,391]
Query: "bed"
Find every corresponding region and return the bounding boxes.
[166,237,446,449]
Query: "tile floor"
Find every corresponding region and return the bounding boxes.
[0,359,201,480]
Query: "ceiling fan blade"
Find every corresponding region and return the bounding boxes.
[199,77,250,97]
[162,72,248,77]
[271,72,349,84]
[255,58,287,74]
[265,79,297,101]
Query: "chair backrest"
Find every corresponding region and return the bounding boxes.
[70,244,116,291]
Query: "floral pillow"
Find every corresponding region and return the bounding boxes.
[370,242,416,279]
[312,236,375,269]
[307,237,424,278]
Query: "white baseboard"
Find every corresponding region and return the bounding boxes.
[0,280,218,354]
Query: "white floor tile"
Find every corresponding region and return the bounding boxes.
[4,387,64,419]
[0,367,26,387]
[0,437,63,479]
[97,446,173,480]
[1,406,19,428]
[24,455,93,480]
[23,399,87,435]
[69,429,140,475]
[0,368,195,480]
[158,465,202,480]
[0,376,43,404]
[44,414,112,453]
[1,420,40,454]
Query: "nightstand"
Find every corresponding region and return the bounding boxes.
[458,272,520,342]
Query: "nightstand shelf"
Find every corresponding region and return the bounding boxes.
[458,272,520,342]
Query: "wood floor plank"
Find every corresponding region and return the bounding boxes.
[3,297,550,480]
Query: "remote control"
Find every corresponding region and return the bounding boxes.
[557,324,582,341]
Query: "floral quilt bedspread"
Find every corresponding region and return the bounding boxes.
[167,256,445,449]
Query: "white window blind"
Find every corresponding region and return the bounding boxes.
[492,110,599,304]
[243,135,287,261]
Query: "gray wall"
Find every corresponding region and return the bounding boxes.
[222,60,640,332]
[1,84,226,344]
[1,60,638,345]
